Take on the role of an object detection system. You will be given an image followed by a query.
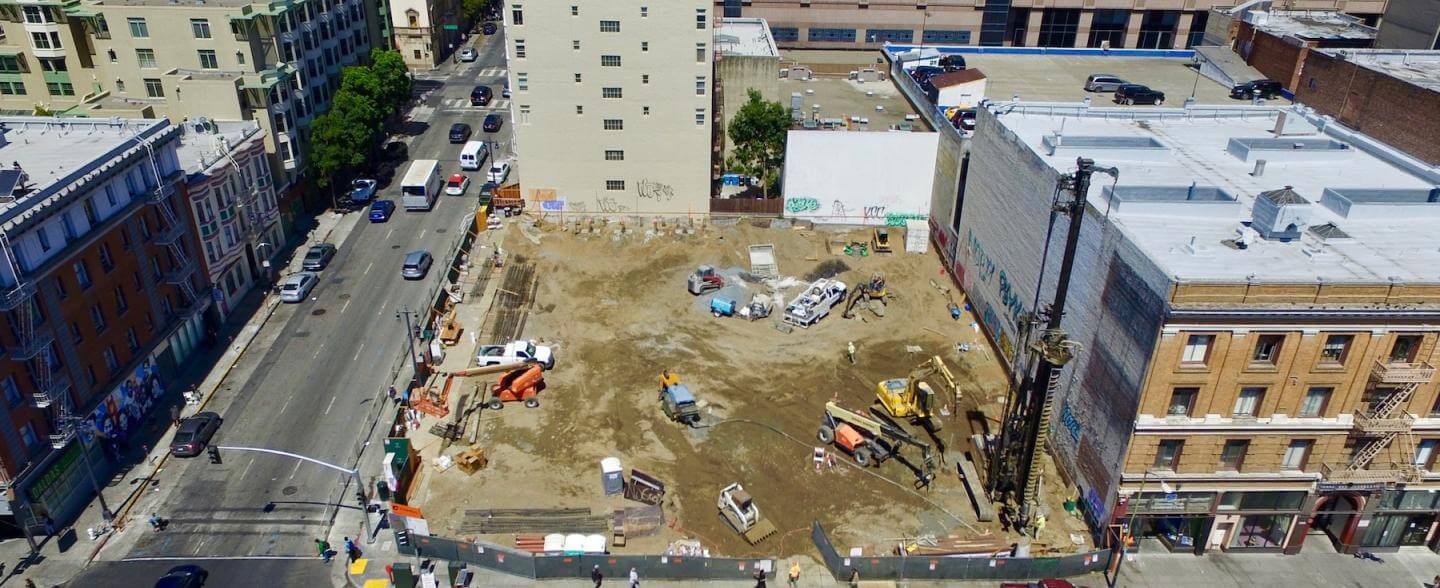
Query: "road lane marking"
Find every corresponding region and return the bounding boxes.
[419,229,426,240]
[312,342,325,359]
[279,396,292,415]
[364,261,373,274]
[341,299,351,314]
[192,540,205,555]
[325,395,337,415]
[352,342,365,361]
[240,457,255,480]
[385,228,395,240]
[289,461,303,479]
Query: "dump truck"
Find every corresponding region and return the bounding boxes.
[718,483,778,544]
[658,370,701,426]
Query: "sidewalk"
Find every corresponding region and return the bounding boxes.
[0,210,354,588]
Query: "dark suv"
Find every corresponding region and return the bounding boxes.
[471,85,492,106]
[1115,84,1165,105]
[1231,79,1283,100]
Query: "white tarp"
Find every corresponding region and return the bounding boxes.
[782,130,939,226]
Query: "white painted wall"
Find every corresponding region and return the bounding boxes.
[936,77,987,108]
[781,130,939,226]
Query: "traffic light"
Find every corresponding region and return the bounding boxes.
[207,446,222,464]
[395,530,410,547]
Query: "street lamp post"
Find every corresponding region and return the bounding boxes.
[396,306,423,387]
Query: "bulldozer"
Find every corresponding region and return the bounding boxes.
[717,483,778,544]
[842,273,891,319]
[874,356,958,431]
[686,265,725,295]
[818,401,936,486]
[487,364,546,409]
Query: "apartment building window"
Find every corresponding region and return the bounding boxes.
[642,106,650,116]
[573,40,580,51]
[45,82,74,96]
[198,50,218,69]
[516,72,527,91]
[518,104,530,124]
[74,261,92,289]
[91,305,108,333]
[1320,334,1353,365]
[1233,387,1264,418]
[1181,334,1214,365]
[1167,387,1198,417]
[1252,334,1283,365]
[191,18,212,39]
[99,243,115,272]
[2,376,20,407]
[128,17,149,38]
[23,6,49,24]
[601,55,621,67]
[696,43,706,62]
[575,105,583,115]
[1298,386,1331,417]
[38,58,66,73]
[53,275,67,300]
[103,346,119,372]
[125,327,139,353]
[695,76,706,95]
[696,8,707,29]
[19,423,38,451]
[514,39,525,58]
[0,56,20,73]
[115,286,129,313]
[144,78,164,98]
[136,49,157,69]
[71,321,84,344]
[866,29,914,44]
[0,81,25,96]
[695,108,705,126]
[641,6,648,18]
[31,32,62,50]
[771,27,799,43]
[642,74,649,85]
[641,41,648,52]
[600,20,620,33]
[236,51,245,65]
[1281,440,1312,470]
[570,5,578,16]
[1389,335,1422,363]
[574,73,583,83]
[605,180,625,191]
[511,4,523,25]
[603,119,623,131]
[605,150,624,161]
[1219,439,1249,471]
[602,87,622,99]
[1154,439,1183,470]
[1416,440,1439,470]
[809,28,856,42]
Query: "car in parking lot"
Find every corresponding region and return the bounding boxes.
[301,243,337,271]
[938,54,966,70]
[170,412,222,457]
[488,161,511,184]
[1231,78,1283,100]
[459,47,477,62]
[349,178,377,203]
[448,123,472,143]
[369,199,396,223]
[909,65,944,84]
[1084,74,1129,92]
[155,564,209,588]
[445,173,470,195]
[483,114,503,133]
[471,85,492,106]
[402,250,433,280]
[279,272,319,303]
[482,21,497,35]
[1114,84,1165,105]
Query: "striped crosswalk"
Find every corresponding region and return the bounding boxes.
[474,67,507,79]
[440,98,509,113]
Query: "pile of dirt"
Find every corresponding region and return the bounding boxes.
[803,259,851,282]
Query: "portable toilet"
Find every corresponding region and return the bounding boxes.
[563,534,586,554]
[583,534,607,553]
[601,457,624,495]
[543,533,565,553]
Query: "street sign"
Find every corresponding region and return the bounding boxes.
[444,24,459,31]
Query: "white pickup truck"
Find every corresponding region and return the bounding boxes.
[476,340,555,370]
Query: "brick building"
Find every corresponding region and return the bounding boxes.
[1230,9,1375,93]
[0,117,208,545]
[1291,48,1440,167]
[927,101,1440,556]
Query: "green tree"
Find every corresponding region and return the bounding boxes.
[462,0,487,21]
[369,49,412,110]
[308,98,379,188]
[727,89,790,197]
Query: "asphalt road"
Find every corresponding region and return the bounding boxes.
[120,32,514,560]
[67,558,330,587]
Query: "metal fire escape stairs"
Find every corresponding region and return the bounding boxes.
[1324,360,1437,484]
[136,135,199,307]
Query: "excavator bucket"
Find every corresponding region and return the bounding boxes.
[742,517,778,545]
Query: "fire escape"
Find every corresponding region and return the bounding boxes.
[0,230,71,459]
[137,137,200,312]
[1323,360,1437,484]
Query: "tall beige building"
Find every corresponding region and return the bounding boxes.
[504,0,714,216]
[388,0,460,69]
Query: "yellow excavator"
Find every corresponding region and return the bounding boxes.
[842,273,891,319]
[874,356,959,431]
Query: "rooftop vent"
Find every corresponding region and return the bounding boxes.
[1320,187,1440,219]
[1227,137,1353,163]
[1308,222,1351,241]
[1251,186,1312,242]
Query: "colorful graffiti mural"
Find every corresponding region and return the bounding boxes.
[87,360,163,442]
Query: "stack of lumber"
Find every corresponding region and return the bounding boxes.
[459,508,609,534]
[898,533,1011,557]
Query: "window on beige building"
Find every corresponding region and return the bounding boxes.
[1233,387,1264,418]
[696,43,706,62]
[1320,334,1353,365]
[198,50,218,69]
[1252,334,1283,365]
[1417,440,1439,470]
[1167,387,1198,417]
[603,119,623,130]
[605,180,625,191]
[600,20,620,33]
[515,39,525,58]
[1298,386,1331,417]
[1219,439,1249,471]
[191,18,212,39]
[1154,439,1183,470]
[136,48,156,69]
[1281,439,1312,470]
[511,4,524,25]
[641,41,648,52]
[601,55,621,67]
[406,10,418,27]
[1389,335,1422,364]
[573,40,580,51]
[128,17,149,38]
[604,150,624,161]
[602,87,622,99]
[642,74,649,84]
[1181,334,1213,365]
[144,78,164,98]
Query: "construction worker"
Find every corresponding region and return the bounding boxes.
[787,561,801,587]
[846,341,857,364]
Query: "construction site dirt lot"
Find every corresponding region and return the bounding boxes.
[410,218,1092,558]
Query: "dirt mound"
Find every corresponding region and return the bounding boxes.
[804,259,851,282]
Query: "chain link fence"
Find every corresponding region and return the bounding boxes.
[394,531,771,581]
[811,521,1109,581]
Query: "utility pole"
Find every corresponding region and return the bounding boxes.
[396,305,423,385]
[986,157,1118,530]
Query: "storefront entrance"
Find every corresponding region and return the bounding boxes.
[1314,494,1363,550]
[1362,490,1440,550]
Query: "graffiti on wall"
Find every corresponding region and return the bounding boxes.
[635,179,675,202]
[885,212,927,227]
[540,199,566,212]
[596,197,631,214]
[785,197,820,213]
[964,228,1027,331]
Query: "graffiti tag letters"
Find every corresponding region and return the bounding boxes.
[785,197,820,213]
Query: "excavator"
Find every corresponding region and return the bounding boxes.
[842,273,891,319]
[818,401,936,487]
[874,356,959,432]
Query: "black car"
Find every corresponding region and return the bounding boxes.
[1114,84,1165,105]
[170,412,222,458]
[301,243,337,271]
[448,123,472,143]
[155,564,208,588]
[471,85,493,106]
[910,65,944,84]
[1231,78,1283,100]
[482,22,497,35]
[482,114,503,133]
[938,54,966,70]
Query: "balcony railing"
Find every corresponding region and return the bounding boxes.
[1322,462,1422,484]
[0,282,35,311]
[162,259,198,285]
[9,327,54,361]
[1352,412,1414,434]
[151,221,186,246]
[1371,360,1437,384]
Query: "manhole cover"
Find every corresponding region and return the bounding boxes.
[311,309,327,316]
[339,293,352,300]
[391,245,402,249]
[282,486,299,496]
[436,228,448,234]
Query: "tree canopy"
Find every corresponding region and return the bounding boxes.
[726,89,791,195]
[308,50,411,187]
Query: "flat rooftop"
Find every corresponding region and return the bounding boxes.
[993,104,1440,283]
[174,119,263,175]
[1242,9,1377,41]
[1316,49,1440,92]
[717,18,779,58]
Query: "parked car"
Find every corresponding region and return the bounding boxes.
[502,81,510,98]
[488,161,511,184]
[402,250,433,280]
[279,272,319,303]
[301,243,337,271]
[1084,74,1129,92]
[479,181,497,206]
[471,85,492,106]
[909,65,944,84]
[938,54,966,70]
[448,122,472,143]
[1231,78,1283,99]
[369,199,396,223]
[1114,84,1165,105]
[349,178,377,203]
[170,413,222,457]
[445,173,470,195]
[482,21,497,35]
[483,114,503,133]
[459,47,478,62]
[155,564,209,588]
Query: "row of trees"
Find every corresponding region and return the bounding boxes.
[309,49,413,188]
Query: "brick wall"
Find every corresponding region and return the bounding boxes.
[1238,21,1309,90]
[1293,51,1440,166]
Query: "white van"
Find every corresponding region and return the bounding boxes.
[459,141,489,171]
[400,159,442,211]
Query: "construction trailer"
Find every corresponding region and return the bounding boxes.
[782,278,847,328]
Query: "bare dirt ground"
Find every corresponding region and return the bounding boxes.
[410,218,1091,558]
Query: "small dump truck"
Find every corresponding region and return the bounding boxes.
[476,340,555,370]
[658,370,701,426]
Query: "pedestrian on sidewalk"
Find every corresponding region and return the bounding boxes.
[388,386,398,404]
[628,567,639,587]
[590,564,603,586]
[787,561,801,587]
[316,538,332,563]
[847,567,860,588]
[344,536,360,562]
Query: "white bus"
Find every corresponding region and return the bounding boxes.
[400,159,442,211]
[459,141,489,171]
